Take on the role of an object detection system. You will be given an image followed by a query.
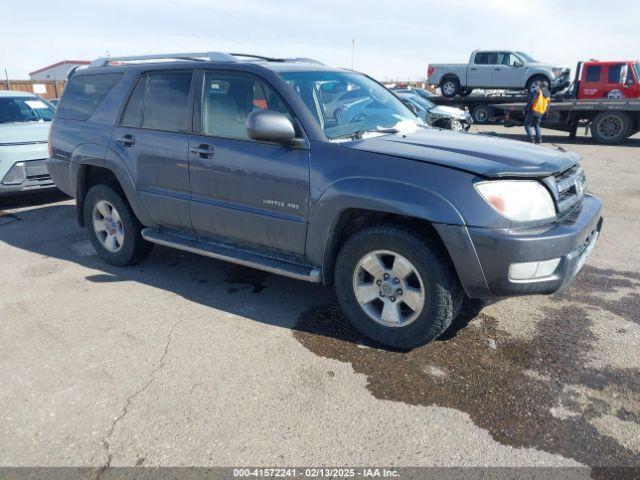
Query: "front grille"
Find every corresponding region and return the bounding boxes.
[552,164,586,215]
[26,173,51,182]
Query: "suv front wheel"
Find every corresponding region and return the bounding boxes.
[84,184,152,266]
[334,225,462,350]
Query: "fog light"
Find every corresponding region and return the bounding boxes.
[1,162,26,185]
[509,258,561,281]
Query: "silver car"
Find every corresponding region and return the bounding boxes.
[396,92,472,131]
[0,91,56,195]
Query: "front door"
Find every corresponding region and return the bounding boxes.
[493,52,523,88]
[188,70,310,255]
[113,70,195,229]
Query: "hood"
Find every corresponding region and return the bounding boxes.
[345,128,580,178]
[430,105,468,119]
[0,121,50,145]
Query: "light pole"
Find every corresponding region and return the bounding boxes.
[351,38,355,70]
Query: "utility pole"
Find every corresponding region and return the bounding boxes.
[4,68,9,90]
[351,38,355,70]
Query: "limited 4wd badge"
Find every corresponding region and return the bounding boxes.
[262,199,300,210]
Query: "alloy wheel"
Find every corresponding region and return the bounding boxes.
[92,200,125,253]
[352,250,426,328]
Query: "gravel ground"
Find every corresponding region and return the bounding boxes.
[0,126,638,474]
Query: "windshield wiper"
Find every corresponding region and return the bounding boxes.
[332,127,400,140]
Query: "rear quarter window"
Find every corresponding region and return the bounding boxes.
[57,73,122,120]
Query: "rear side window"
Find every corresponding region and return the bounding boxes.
[120,76,147,127]
[585,65,601,82]
[57,74,122,120]
[474,52,497,65]
[142,72,192,131]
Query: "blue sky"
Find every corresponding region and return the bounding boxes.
[2,0,639,80]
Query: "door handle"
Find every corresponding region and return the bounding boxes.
[190,143,216,159]
[116,134,136,147]
[470,68,477,71]
[494,68,501,71]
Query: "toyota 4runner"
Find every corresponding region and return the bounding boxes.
[47,52,603,349]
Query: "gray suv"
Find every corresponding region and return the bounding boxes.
[47,52,603,349]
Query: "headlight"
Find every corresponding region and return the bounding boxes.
[475,180,556,222]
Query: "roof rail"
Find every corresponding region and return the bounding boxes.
[229,53,324,65]
[89,51,239,68]
[88,52,324,68]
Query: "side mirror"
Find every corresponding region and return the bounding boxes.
[620,64,631,86]
[514,61,524,68]
[246,110,296,144]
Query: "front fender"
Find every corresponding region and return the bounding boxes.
[306,177,465,270]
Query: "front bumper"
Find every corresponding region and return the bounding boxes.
[436,194,603,298]
[0,159,56,196]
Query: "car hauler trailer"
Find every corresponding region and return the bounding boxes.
[429,60,640,144]
[498,98,640,144]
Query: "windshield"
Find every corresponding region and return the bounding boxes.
[516,52,536,63]
[0,97,55,124]
[403,94,435,111]
[279,70,420,139]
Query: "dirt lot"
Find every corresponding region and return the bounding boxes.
[1,126,639,473]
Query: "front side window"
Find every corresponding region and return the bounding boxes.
[0,96,55,124]
[607,64,624,83]
[57,73,122,120]
[201,72,292,140]
[634,64,640,82]
[585,65,602,82]
[142,72,192,131]
[280,70,420,140]
[497,52,520,67]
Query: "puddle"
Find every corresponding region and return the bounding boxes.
[293,266,640,469]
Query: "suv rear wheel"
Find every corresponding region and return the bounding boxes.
[334,225,462,350]
[84,184,152,266]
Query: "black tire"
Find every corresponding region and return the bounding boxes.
[334,225,462,350]
[526,75,550,93]
[440,77,460,97]
[472,105,492,124]
[591,111,633,145]
[83,184,152,266]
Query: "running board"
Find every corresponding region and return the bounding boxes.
[141,228,322,283]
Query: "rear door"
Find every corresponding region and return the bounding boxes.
[111,70,195,228]
[188,69,310,254]
[467,52,496,87]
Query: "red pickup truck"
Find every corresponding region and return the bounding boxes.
[576,60,639,99]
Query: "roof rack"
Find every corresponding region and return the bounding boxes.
[88,52,324,68]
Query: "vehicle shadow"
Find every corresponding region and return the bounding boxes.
[1,203,484,351]
[0,190,70,211]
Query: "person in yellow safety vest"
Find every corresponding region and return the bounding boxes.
[524,84,551,144]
